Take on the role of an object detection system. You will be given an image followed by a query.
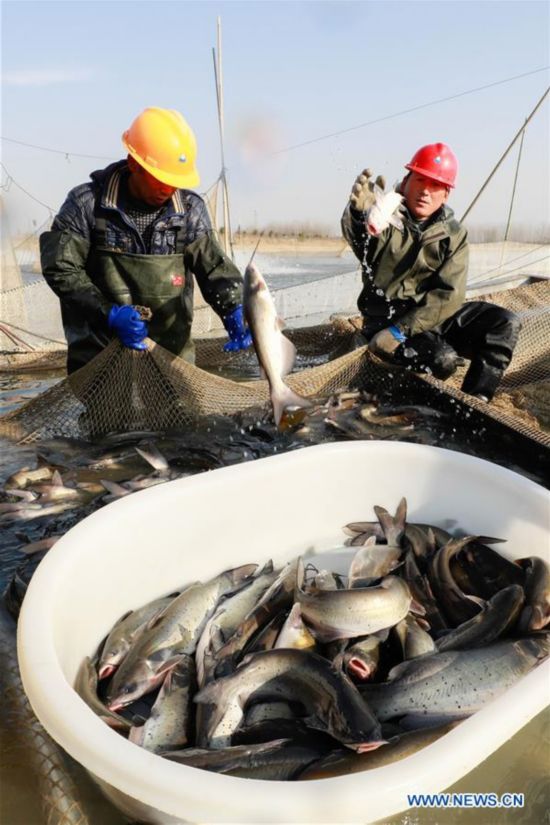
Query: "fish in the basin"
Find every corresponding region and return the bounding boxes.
[299,721,460,779]
[342,632,388,682]
[74,657,132,731]
[394,614,436,659]
[98,595,178,679]
[360,637,550,727]
[348,537,402,585]
[162,738,329,780]
[296,559,412,642]
[365,186,404,237]
[213,558,298,678]
[194,648,383,752]
[128,655,195,753]
[436,585,525,652]
[274,603,316,651]
[196,561,277,687]
[516,557,550,631]
[401,549,448,634]
[106,564,258,710]
[243,260,311,426]
[428,536,488,626]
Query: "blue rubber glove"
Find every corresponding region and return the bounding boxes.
[108,305,148,350]
[368,325,406,358]
[222,305,253,352]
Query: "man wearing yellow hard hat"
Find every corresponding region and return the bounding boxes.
[40,107,252,373]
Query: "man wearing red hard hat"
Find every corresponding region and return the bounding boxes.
[341,143,521,401]
[40,108,252,374]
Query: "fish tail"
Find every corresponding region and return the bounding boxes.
[271,384,311,427]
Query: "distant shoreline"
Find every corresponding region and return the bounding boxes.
[231,233,349,255]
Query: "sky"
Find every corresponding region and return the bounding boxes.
[1,0,549,238]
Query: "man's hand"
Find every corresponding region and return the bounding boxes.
[108,305,148,350]
[349,168,387,212]
[223,305,253,352]
[368,326,406,358]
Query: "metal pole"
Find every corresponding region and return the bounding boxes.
[217,18,235,261]
[211,48,226,254]
[212,19,234,260]
[504,120,526,241]
[460,86,549,223]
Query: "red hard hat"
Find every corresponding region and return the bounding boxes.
[405,143,458,188]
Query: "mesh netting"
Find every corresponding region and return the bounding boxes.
[0,282,548,448]
[0,604,93,825]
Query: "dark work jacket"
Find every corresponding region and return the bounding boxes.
[341,201,469,336]
[40,160,243,372]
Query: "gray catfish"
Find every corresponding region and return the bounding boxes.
[195,648,383,751]
[243,261,310,426]
[128,656,195,753]
[360,637,549,727]
[516,557,550,631]
[436,585,525,652]
[297,559,412,642]
[74,657,132,731]
[107,564,257,709]
[162,738,328,780]
[98,595,177,679]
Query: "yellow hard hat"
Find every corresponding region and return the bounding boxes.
[122,107,200,189]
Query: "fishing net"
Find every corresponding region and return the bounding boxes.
[0,281,548,450]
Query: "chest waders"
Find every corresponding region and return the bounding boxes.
[73,248,196,373]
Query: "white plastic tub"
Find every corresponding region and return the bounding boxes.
[18,442,550,824]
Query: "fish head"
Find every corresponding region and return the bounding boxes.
[106,652,171,711]
[345,655,377,682]
[366,189,404,236]
[244,262,266,295]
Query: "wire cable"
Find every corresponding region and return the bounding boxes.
[272,66,550,155]
[0,136,115,161]
[0,163,55,213]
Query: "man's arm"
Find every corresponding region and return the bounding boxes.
[341,169,387,262]
[40,186,112,327]
[396,228,469,336]
[183,200,243,318]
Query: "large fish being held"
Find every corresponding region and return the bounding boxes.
[243,261,310,426]
[365,186,404,237]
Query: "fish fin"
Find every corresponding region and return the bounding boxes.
[373,183,385,201]
[387,651,458,683]
[296,556,306,593]
[146,606,169,630]
[410,598,427,617]
[476,535,507,545]
[374,503,405,545]
[51,469,63,486]
[348,536,377,583]
[272,383,311,428]
[135,445,169,472]
[211,624,226,649]
[128,724,146,745]
[231,563,259,586]
[529,606,548,631]
[464,593,486,608]
[279,334,297,377]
